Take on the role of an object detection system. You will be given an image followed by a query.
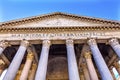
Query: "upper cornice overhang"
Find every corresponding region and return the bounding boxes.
[0,12,120,28]
[0,26,119,33]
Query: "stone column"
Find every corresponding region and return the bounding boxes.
[79,70,85,80]
[66,39,80,80]
[0,41,9,55]
[20,52,34,80]
[109,38,120,58]
[0,59,6,75]
[35,40,51,80]
[0,69,7,80]
[88,39,113,80]
[3,40,29,80]
[81,63,91,80]
[113,61,120,75]
[79,68,85,80]
[14,64,24,80]
[110,66,116,80]
[28,63,37,80]
[84,52,99,80]
[15,70,22,80]
[117,63,120,75]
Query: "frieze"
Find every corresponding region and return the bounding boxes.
[10,32,105,40]
[0,31,119,40]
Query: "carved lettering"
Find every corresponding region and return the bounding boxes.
[9,32,106,40]
[0,31,118,40]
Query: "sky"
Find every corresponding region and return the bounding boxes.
[0,0,120,22]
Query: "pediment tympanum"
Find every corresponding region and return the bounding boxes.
[4,17,103,28]
[1,12,120,28]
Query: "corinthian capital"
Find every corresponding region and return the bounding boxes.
[42,40,51,47]
[0,41,9,49]
[109,38,119,47]
[87,39,97,46]
[21,40,29,47]
[84,52,91,59]
[66,39,74,46]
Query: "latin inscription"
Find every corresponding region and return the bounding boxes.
[10,32,106,40]
[0,31,119,40]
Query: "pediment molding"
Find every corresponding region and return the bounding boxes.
[0,12,120,27]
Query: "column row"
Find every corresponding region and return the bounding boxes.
[1,39,80,80]
[1,38,120,80]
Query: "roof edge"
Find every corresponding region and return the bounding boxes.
[0,12,120,27]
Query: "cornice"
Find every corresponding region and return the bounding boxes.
[0,26,119,33]
[0,12,120,27]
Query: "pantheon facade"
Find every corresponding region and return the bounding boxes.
[0,12,120,80]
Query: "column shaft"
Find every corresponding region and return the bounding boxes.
[20,53,34,80]
[3,40,29,80]
[15,70,22,80]
[0,60,5,76]
[84,52,98,80]
[0,69,7,80]
[15,64,24,80]
[80,73,85,80]
[35,40,51,80]
[88,39,113,80]
[82,64,91,80]
[66,39,80,80]
[28,64,37,80]
[113,61,120,75]
[110,66,116,80]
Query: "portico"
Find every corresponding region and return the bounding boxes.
[0,12,120,80]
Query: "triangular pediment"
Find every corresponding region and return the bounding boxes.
[1,12,120,28]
